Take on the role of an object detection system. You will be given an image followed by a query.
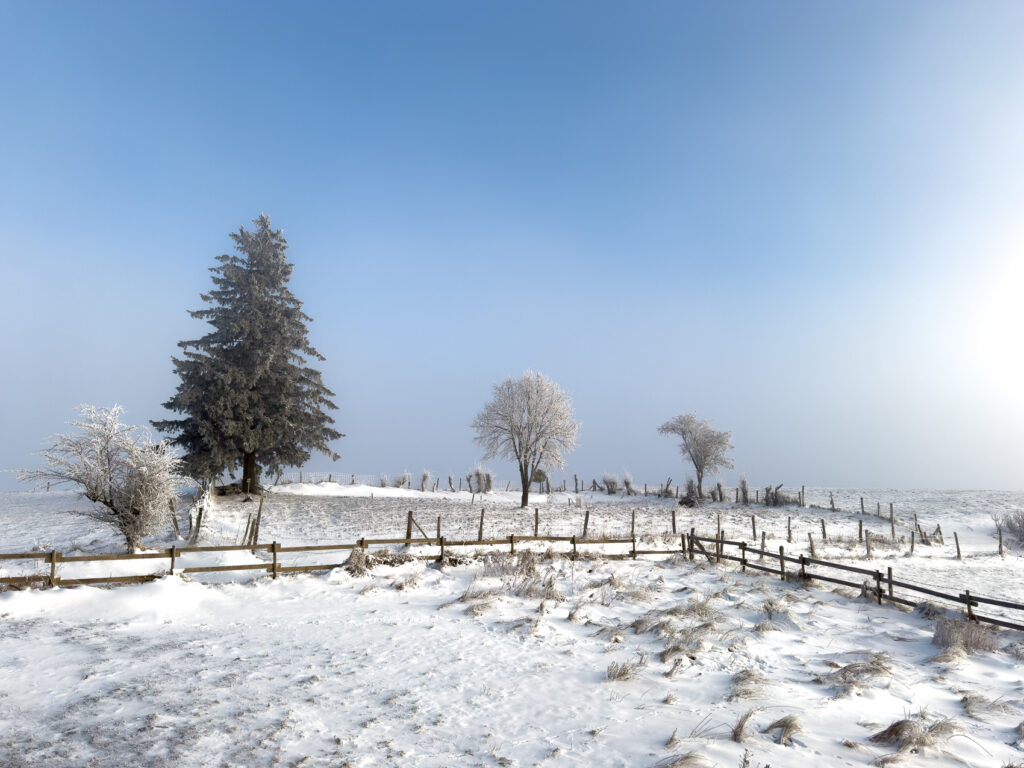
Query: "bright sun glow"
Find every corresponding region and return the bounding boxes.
[967,254,1024,417]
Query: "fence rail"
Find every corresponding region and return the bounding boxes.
[2,527,1023,634]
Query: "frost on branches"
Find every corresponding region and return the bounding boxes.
[20,405,183,551]
[657,413,734,499]
[472,371,579,507]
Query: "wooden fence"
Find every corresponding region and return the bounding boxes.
[2,528,1022,633]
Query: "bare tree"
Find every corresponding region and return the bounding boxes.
[657,413,734,499]
[472,371,580,507]
[20,405,183,551]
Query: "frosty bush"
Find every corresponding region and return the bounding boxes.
[392,471,411,489]
[420,470,432,492]
[379,473,388,488]
[20,405,183,552]
[1003,511,1024,544]
[469,466,494,494]
[602,473,620,495]
[740,476,749,505]
[622,471,636,495]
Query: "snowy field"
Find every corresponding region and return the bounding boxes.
[2,486,1024,767]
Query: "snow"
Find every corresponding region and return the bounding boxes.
[2,486,1024,767]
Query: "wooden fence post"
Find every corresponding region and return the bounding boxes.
[876,501,880,517]
[509,535,515,554]
[999,528,1004,557]
[801,485,805,507]
[437,516,441,541]
[572,535,577,560]
[807,532,816,558]
[760,531,766,560]
[439,536,445,563]
[740,542,747,573]
[887,566,893,598]
[964,590,975,621]
[534,508,539,537]
[910,530,915,555]
[272,541,279,579]
[860,497,865,515]
[583,510,590,539]
[735,488,739,503]
[820,518,827,541]
[954,531,961,560]
[866,530,872,558]
[49,550,59,588]
[170,546,177,574]
[717,529,724,564]
[672,509,677,535]
[799,553,806,579]
[478,508,485,541]
[778,546,786,580]
[874,571,883,604]
[689,527,695,561]
[890,504,896,541]
[680,533,686,554]
[751,515,757,540]
[858,519,863,542]
[406,511,414,542]
[787,516,792,543]
[631,510,636,539]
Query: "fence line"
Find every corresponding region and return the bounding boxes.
[2,527,1022,633]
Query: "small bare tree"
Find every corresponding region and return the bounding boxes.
[657,413,734,499]
[20,405,183,552]
[472,370,580,507]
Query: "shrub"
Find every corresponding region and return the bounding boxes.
[602,473,620,495]
[420,470,432,492]
[740,475,749,505]
[379,473,388,488]
[622,470,635,495]
[1003,511,1024,543]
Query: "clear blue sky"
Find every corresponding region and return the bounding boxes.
[2,1,1023,491]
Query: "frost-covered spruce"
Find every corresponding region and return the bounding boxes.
[154,215,341,492]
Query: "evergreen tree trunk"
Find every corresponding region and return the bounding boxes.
[242,452,260,494]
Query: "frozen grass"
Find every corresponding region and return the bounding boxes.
[869,715,962,763]
[762,714,802,745]
[933,617,999,654]
[815,652,893,694]
[731,709,757,742]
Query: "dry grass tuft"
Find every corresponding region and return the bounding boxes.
[730,669,769,701]
[661,622,716,663]
[665,728,682,749]
[960,692,1019,719]
[732,709,756,743]
[653,752,712,768]
[915,601,947,620]
[816,652,892,694]
[345,548,416,576]
[762,714,802,745]
[606,653,648,682]
[869,716,962,760]
[753,620,779,633]
[933,618,999,654]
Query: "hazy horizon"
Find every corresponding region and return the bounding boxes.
[3,2,1023,492]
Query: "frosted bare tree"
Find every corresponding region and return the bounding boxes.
[472,371,579,507]
[657,413,733,499]
[20,405,184,551]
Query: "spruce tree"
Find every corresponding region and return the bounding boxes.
[154,215,340,492]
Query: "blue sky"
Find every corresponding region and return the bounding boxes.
[2,1,1023,491]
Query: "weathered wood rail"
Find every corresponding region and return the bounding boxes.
[2,529,1022,633]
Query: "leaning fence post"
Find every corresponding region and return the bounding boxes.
[583,509,590,539]
[778,546,786,580]
[954,531,961,560]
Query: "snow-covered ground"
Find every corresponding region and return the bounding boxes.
[2,486,1023,767]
